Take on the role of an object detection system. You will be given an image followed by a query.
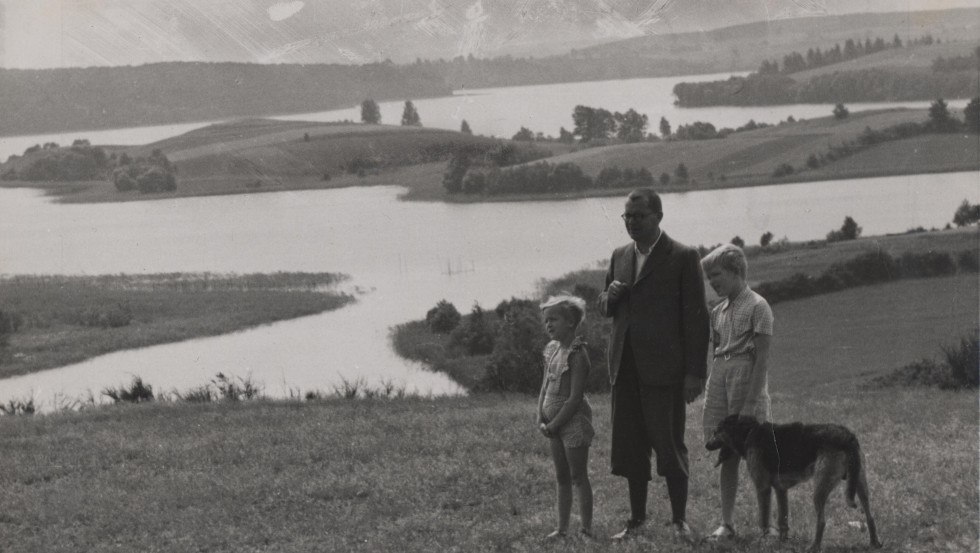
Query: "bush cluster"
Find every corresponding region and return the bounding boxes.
[756,249,973,305]
[425,300,461,333]
[66,303,133,329]
[870,331,979,389]
[2,142,109,182]
[111,149,177,193]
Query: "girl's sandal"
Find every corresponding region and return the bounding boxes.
[705,523,736,542]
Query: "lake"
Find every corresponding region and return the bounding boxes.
[0,72,969,161]
[0,74,976,409]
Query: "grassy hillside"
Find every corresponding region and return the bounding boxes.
[0,367,974,552]
[790,40,980,80]
[0,273,353,379]
[517,108,978,193]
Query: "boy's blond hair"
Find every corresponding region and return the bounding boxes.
[701,243,748,279]
[540,294,587,328]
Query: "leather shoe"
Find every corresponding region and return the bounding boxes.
[671,520,695,543]
[611,518,645,541]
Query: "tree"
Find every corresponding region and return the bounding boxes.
[512,127,535,141]
[659,116,671,139]
[927,98,959,132]
[360,99,381,124]
[760,231,774,247]
[953,199,980,227]
[460,120,472,135]
[401,100,421,126]
[965,98,980,134]
[827,215,862,242]
[558,127,575,144]
[572,105,615,142]
[833,103,849,120]
[614,108,648,142]
[674,162,689,182]
[659,172,670,185]
[425,300,461,333]
[730,236,745,248]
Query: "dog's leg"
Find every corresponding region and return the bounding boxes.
[775,487,789,540]
[856,464,883,548]
[808,469,839,553]
[755,485,772,535]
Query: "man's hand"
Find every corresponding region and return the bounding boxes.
[684,375,705,404]
[607,280,629,303]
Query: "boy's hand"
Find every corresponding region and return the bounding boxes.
[539,422,552,438]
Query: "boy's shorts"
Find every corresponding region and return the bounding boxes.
[702,353,771,445]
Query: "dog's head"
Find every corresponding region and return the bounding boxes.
[705,415,760,466]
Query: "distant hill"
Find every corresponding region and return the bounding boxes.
[3,8,978,136]
[9,0,968,69]
[525,108,979,188]
[0,62,450,137]
[672,40,980,106]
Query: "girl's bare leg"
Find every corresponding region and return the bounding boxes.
[550,438,572,535]
[565,445,593,535]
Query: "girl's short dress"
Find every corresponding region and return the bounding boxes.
[541,339,594,448]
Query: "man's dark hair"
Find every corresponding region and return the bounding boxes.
[627,188,663,213]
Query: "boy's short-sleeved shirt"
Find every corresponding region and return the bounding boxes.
[710,286,774,357]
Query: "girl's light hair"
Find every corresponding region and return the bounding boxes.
[540,294,587,328]
[701,243,748,279]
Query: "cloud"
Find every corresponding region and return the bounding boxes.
[268,1,305,22]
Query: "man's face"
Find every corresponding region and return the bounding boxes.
[622,198,661,244]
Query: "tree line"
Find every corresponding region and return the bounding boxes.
[756,34,932,75]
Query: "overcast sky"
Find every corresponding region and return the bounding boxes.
[2,0,979,69]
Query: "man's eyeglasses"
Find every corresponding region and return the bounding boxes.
[621,212,652,222]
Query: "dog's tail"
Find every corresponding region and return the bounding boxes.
[845,434,863,508]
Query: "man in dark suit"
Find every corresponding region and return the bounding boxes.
[598,188,710,541]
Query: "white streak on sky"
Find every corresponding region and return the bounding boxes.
[268,1,305,21]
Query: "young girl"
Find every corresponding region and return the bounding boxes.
[700,244,775,542]
[536,294,594,539]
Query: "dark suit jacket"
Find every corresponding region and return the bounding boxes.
[598,232,710,387]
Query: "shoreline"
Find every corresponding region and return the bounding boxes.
[3,162,978,206]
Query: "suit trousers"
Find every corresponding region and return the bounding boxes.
[611,333,689,481]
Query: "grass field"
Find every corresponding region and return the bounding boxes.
[0,383,974,552]
[0,230,977,551]
[0,273,353,379]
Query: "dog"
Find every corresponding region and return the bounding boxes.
[706,415,883,552]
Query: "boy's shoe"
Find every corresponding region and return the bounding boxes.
[610,518,645,541]
[544,530,566,540]
[579,528,594,540]
[670,520,695,544]
[705,523,736,542]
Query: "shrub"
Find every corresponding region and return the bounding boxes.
[772,163,794,177]
[69,303,132,328]
[494,297,539,319]
[957,250,979,272]
[211,372,262,401]
[730,236,745,248]
[944,332,979,388]
[103,376,154,403]
[826,216,861,242]
[448,304,496,355]
[0,397,36,416]
[952,199,980,227]
[480,306,546,393]
[760,231,774,247]
[897,251,956,278]
[426,300,462,333]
